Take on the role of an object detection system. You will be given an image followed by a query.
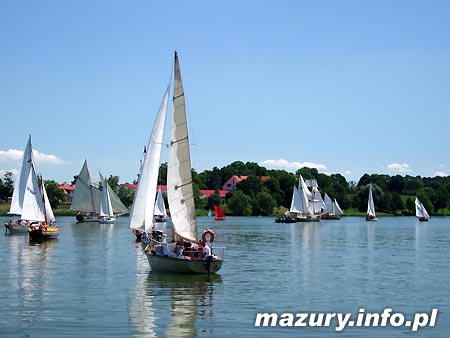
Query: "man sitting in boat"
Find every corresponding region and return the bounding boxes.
[173,242,184,256]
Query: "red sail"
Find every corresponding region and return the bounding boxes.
[213,205,226,220]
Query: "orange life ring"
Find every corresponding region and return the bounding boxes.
[201,229,215,243]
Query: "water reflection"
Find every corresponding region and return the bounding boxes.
[2,234,56,334]
[130,246,222,338]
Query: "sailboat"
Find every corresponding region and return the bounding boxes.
[145,52,224,274]
[415,197,430,222]
[154,185,168,222]
[292,175,320,222]
[366,183,377,221]
[70,160,102,223]
[4,136,59,239]
[213,205,226,221]
[98,174,116,224]
[322,193,343,220]
[129,84,170,242]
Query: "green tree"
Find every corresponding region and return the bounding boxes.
[236,176,263,197]
[0,171,15,200]
[44,180,66,208]
[206,191,222,210]
[252,191,276,216]
[228,190,252,216]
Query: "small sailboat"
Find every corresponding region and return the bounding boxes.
[366,183,377,221]
[4,136,59,239]
[129,83,171,242]
[153,185,168,223]
[415,197,430,222]
[70,160,102,223]
[322,193,343,220]
[98,174,116,224]
[145,52,224,274]
[213,205,226,221]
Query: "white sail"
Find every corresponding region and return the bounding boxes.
[42,182,55,223]
[21,164,45,222]
[324,193,333,213]
[415,197,429,219]
[109,187,128,215]
[289,186,302,213]
[367,183,376,218]
[310,186,325,214]
[70,160,101,214]
[299,175,313,198]
[99,174,114,217]
[9,135,34,216]
[167,52,198,242]
[334,198,344,215]
[129,85,170,231]
[297,175,313,215]
[154,186,167,218]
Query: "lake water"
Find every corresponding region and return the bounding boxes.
[1,215,449,337]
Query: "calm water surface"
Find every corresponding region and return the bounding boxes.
[1,216,449,337]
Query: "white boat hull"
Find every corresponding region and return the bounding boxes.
[146,253,223,274]
[99,217,116,224]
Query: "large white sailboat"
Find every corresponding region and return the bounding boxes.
[4,136,59,239]
[292,175,321,222]
[144,52,224,274]
[415,197,430,222]
[366,183,377,221]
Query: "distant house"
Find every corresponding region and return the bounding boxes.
[222,175,270,191]
[58,184,76,204]
[122,183,227,202]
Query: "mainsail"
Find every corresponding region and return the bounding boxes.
[415,197,429,219]
[70,160,101,214]
[367,183,376,218]
[9,135,34,216]
[167,52,198,242]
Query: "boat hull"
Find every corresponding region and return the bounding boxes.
[418,217,429,222]
[4,222,29,234]
[296,215,321,222]
[321,213,341,220]
[28,226,59,240]
[146,254,223,274]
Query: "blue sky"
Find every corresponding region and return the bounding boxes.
[1,0,449,184]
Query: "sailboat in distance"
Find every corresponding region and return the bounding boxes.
[366,183,377,221]
[415,197,430,222]
[145,52,224,274]
[213,205,226,221]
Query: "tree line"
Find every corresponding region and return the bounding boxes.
[1,161,449,216]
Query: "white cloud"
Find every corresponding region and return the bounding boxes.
[434,171,448,177]
[0,149,64,165]
[33,150,65,165]
[387,163,411,173]
[260,159,327,172]
[0,149,23,162]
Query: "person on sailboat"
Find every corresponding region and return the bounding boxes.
[173,242,184,256]
[199,240,211,259]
